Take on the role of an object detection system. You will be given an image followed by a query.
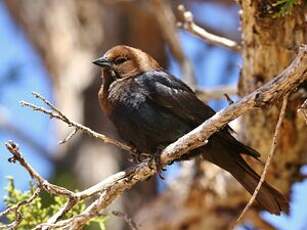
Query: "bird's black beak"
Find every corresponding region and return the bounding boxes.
[92,57,113,68]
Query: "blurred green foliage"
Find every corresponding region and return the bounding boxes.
[1,177,106,229]
[273,0,301,17]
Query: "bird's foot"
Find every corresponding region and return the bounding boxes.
[128,147,151,163]
[127,146,140,163]
[148,148,166,180]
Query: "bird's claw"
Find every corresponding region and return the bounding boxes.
[129,146,166,179]
[128,147,151,163]
[148,150,166,180]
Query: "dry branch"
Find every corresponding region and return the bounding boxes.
[5,141,75,198]
[3,45,307,229]
[112,210,138,230]
[0,187,41,230]
[20,92,135,154]
[177,5,241,52]
[0,187,41,219]
[0,211,22,230]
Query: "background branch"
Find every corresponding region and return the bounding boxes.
[149,0,196,87]
[177,5,241,52]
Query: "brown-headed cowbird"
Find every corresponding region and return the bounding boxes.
[93,45,288,215]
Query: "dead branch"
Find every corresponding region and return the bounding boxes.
[0,187,41,230]
[0,211,22,230]
[112,210,138,230]
[20,92,135,154]
[177,5,241,52]
[5,141,75,198]
[0,187,41,219]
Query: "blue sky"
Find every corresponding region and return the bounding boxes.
[0,1,306,229]
[0,1,54,196]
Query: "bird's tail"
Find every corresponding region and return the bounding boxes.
[200,140,289,215]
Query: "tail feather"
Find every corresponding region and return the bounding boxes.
[232,154,289,214]
[200,137,289,215]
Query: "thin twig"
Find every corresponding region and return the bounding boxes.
[0,187,41,230]
[5,141,75,198]
[20,92,135,154]
[4,140,134,229]
[0,111,53,162]
[112,210,138,230]
[2,211,22,230]
[224,93,234,105]
[58,128,79,144]
[177,5,241,52]
[234,95,289,226]
[43,198,78,229]
[0,187,41,219]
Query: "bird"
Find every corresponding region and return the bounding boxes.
[92,45,289,215]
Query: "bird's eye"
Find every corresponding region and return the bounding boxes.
[114,56,128,65]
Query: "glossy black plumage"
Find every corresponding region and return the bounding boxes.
[94,45,289,215]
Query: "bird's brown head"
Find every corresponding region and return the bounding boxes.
[93,45,161,79]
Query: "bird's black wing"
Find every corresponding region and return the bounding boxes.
[135,70,216,126]
[135,70,260,159]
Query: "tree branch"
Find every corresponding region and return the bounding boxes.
[5,141,75,198]
[20,92,135,155]
[0,187,41,230]
[177,5,241,52]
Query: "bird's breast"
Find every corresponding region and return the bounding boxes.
[103,79,191,152]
